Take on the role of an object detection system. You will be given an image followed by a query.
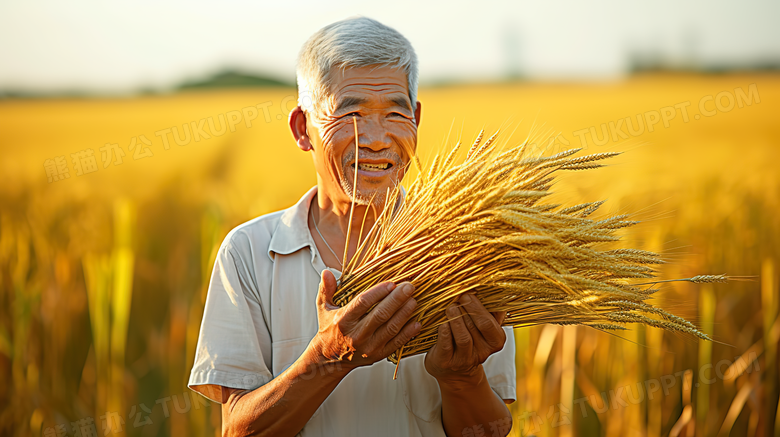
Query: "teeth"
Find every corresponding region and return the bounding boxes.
[357,163,389,171]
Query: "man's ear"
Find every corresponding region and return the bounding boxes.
[289,106,313,152]
[414,101,422,128]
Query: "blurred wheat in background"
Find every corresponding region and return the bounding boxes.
[1,74,778,436]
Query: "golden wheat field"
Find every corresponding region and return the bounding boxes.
[1,73,778,437]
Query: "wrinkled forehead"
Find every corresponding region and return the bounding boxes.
[324,65,411,111]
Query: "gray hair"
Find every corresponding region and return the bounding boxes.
[296,16,418,115]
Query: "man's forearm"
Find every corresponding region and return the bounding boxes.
[222,346,351,437]
[438,365,512,437]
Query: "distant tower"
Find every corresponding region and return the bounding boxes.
[681,26,700,71]
[502,23,523,79]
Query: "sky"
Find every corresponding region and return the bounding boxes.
[1,0,779,94]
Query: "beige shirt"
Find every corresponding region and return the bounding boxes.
[188,186,516,437]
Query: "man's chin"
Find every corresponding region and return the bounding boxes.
[350,189,389,207]
[341,172,402,206]
[340,182,393,208]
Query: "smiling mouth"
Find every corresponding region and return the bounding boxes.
[352,162,393,172]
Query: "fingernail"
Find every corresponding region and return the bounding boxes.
[387,283,396,291]
[460,294,471,304]
[403,284,414,296]
[414,322,421,330]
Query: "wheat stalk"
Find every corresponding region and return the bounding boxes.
[333,129,722,372]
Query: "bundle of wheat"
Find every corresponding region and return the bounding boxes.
[332,126,723,369]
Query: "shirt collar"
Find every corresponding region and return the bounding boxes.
[267,185,318,263]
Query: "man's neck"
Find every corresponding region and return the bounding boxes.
[310,181,401,269]
[309,184,373,270]
[314,185,377,238]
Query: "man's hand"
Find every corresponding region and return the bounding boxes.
[309,269,422,369]
[424,293,512,437]
[219,269,420,437]
[424,293,507,382]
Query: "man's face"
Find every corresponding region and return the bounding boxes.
[306,65,419,206]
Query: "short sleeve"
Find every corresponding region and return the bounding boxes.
[483,326,517,402]
[187,235,274,403]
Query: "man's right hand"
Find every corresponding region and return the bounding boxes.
[220,269,419,437]
[309,269,421,369]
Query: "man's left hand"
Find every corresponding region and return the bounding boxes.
[424,293,507,383]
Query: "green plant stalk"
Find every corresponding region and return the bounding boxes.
[83,252,111,416]
[761,259,778,437]
[696,284,715,436]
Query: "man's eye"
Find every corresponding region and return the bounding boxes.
[344,112,360,118]
[388,112,406,118]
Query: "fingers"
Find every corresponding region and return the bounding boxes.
[434,319,455,361]
[316,269,338,308]
[380,319,421,357]
[459,294,506,349]
[373,296,417,344]
[457,299,487,346]
[341,281,396,324]
[492,311,507,326]
[362,282,416,333]
[446,304,473,356]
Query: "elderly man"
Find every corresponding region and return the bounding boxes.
[188,17,516,437]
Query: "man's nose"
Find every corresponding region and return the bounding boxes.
[354,117,392,152]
